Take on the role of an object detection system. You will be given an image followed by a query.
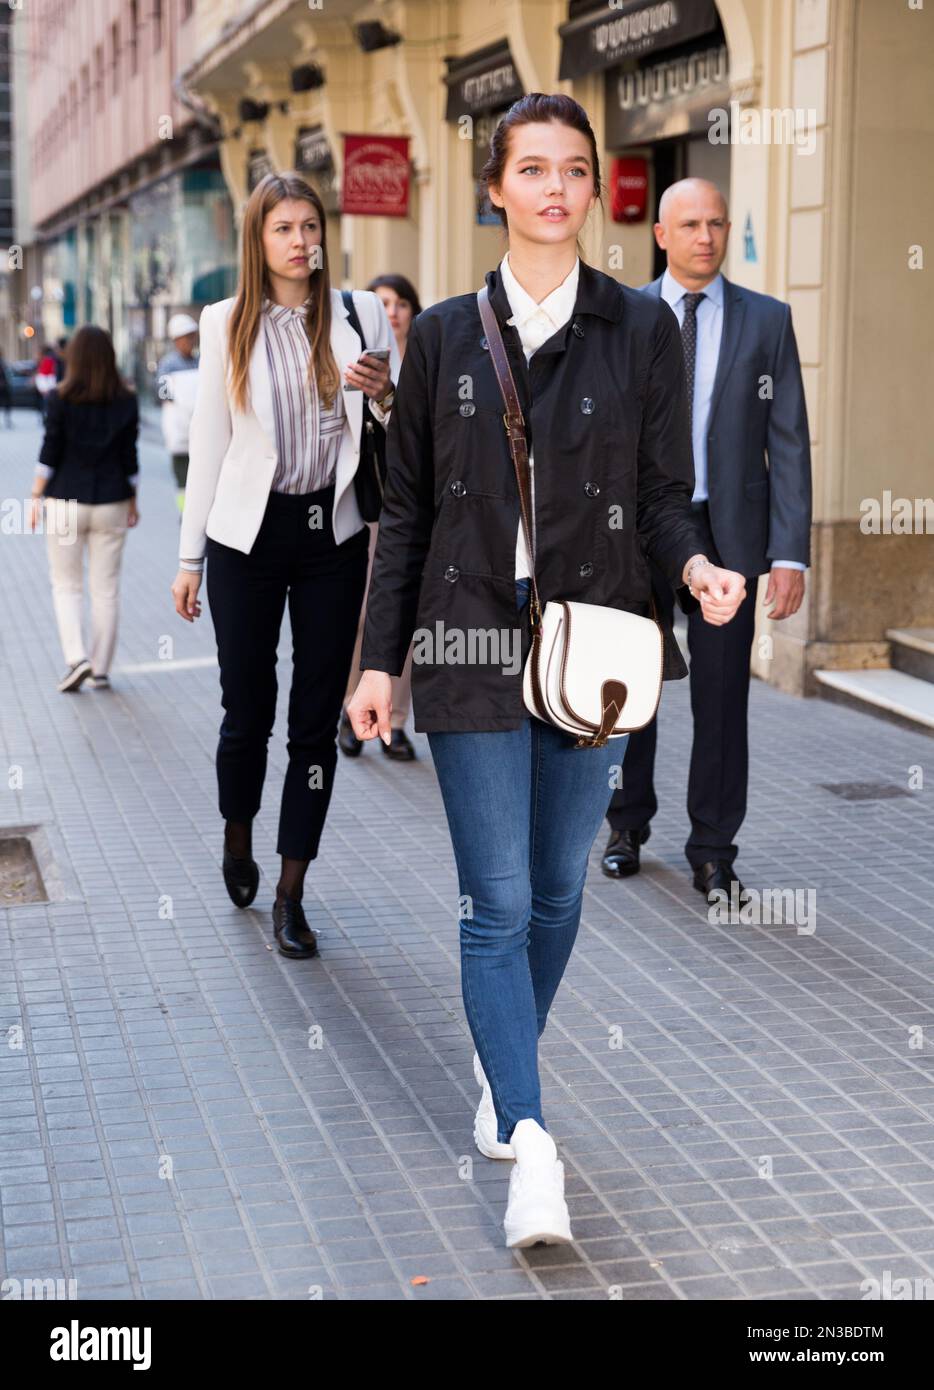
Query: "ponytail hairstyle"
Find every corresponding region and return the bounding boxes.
[478,92,604,251]
[226,171,340,414]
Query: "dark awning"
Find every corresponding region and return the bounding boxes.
[559,0,720,79]
[443,41,524,122]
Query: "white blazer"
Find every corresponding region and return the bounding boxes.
[178,288,401,564]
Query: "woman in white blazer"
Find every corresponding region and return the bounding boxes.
[171,172,400,959]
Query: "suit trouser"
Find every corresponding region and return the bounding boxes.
[343,520,413,730]
[206,485,369,861]
[44,497,130,675]
[606,508,758,868]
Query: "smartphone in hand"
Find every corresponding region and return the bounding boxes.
[343,347,391,391]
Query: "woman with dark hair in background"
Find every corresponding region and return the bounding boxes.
[29,324,140,692]
[339,272,423,762]
[171,172,400,958]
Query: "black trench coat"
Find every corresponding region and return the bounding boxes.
[360,259,711,733]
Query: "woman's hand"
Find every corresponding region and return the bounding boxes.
[127,497,140,528]
[344,353,391,402]
[172,569,202,622]
[28,497,43,533]
[690,564,747,626]
[346,670,393,744]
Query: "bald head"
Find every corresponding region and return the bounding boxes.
[655,178,731,290]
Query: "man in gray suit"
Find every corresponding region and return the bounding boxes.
[602,178,812,902]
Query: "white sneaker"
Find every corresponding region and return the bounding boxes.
[473,1052,515,1160]
[503,1118,573,1248]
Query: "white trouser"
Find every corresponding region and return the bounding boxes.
[45,498,130,675]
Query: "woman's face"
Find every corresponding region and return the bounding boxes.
[262,198,323,284]
[488,121,597,248]
[375,287,414,341]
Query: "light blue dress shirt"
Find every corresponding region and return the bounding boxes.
[660,267,804,572]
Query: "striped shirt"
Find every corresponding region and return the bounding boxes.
[262,293,346,494]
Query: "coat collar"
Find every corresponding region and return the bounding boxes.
[484,257,624,334]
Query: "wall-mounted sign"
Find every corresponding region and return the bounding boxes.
[610,156,648,222]
[444,41,524,122]
[246,149,274,191]
[559,0,719,78]
[605,43,730,146]
[295,125,339,215]
[341,135,410,217]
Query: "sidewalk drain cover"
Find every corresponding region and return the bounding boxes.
[819,782,910,801]
[0,835,48,904]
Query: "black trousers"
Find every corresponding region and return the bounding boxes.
[607,504,758,869]
[206,485,369,861]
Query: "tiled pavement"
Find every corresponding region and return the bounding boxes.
[1,408,933,1301]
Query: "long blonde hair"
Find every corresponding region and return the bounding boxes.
[226,172,340,414]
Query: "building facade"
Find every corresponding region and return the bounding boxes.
[15,0,237,395]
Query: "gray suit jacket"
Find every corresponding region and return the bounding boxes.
[644,274,812,576]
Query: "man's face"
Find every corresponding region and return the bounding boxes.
[655,187,730,287]
[174,333,198,356]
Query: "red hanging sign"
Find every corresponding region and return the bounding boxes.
[341,134,411,217]
[610,157,648,223]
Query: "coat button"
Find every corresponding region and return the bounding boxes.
[459,402,476,417]
[583,481,600,497]
[579,562,594,578]
[449,480,466,497]
[580,397,595,414]
[572,321,585,338]
[480,336,489,351]
[444,565,460,583]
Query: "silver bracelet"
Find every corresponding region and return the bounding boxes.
[685,556,712,595]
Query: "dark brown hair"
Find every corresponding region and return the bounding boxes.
[366,273,423,318]
[479,92,604,233]
[227,171,339,413]
[58,326,133,405]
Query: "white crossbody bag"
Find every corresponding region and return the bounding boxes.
[477,286,665,747]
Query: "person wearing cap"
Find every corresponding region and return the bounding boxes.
[157,313,200,512]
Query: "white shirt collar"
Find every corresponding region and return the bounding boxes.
[262,292,313,323]
[498,251,581,334]
[661,267,724,309]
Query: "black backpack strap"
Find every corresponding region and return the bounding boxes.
[341,289,366,350]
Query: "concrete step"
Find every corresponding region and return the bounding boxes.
[814,667,934,737]
[887,627,934,684]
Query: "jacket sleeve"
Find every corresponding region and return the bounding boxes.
[37,389,65,476]
[179,304,232,566]
[765,304,812,566]
[359,316,434,677]
[119,393,140,488]
[635,300,709,591]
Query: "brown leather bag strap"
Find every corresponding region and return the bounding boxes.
[477,287,543,632]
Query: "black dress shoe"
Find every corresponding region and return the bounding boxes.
[222,848,259,908]
[692,860,751,905]
[382,728,416,761]
[338,710,363,757]
[273,897,318,958]
[601,826,651,878]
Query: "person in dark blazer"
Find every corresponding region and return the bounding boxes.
[347,96,746,1249]
[29,325,140,692]
[601,178,812,901]
[171,172,400,959]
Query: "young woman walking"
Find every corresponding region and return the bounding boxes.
[30,325,140,692]
[348,95,746,1247]
[171,172,400,958]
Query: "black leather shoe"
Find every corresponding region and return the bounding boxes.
[601,826,650,878]
[222,848,259,908]
[338,710,363,757]
[382,728,416,761]
[273,897,318,958]
[692,860,751,905]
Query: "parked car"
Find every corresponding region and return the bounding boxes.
[3,360,43,410]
